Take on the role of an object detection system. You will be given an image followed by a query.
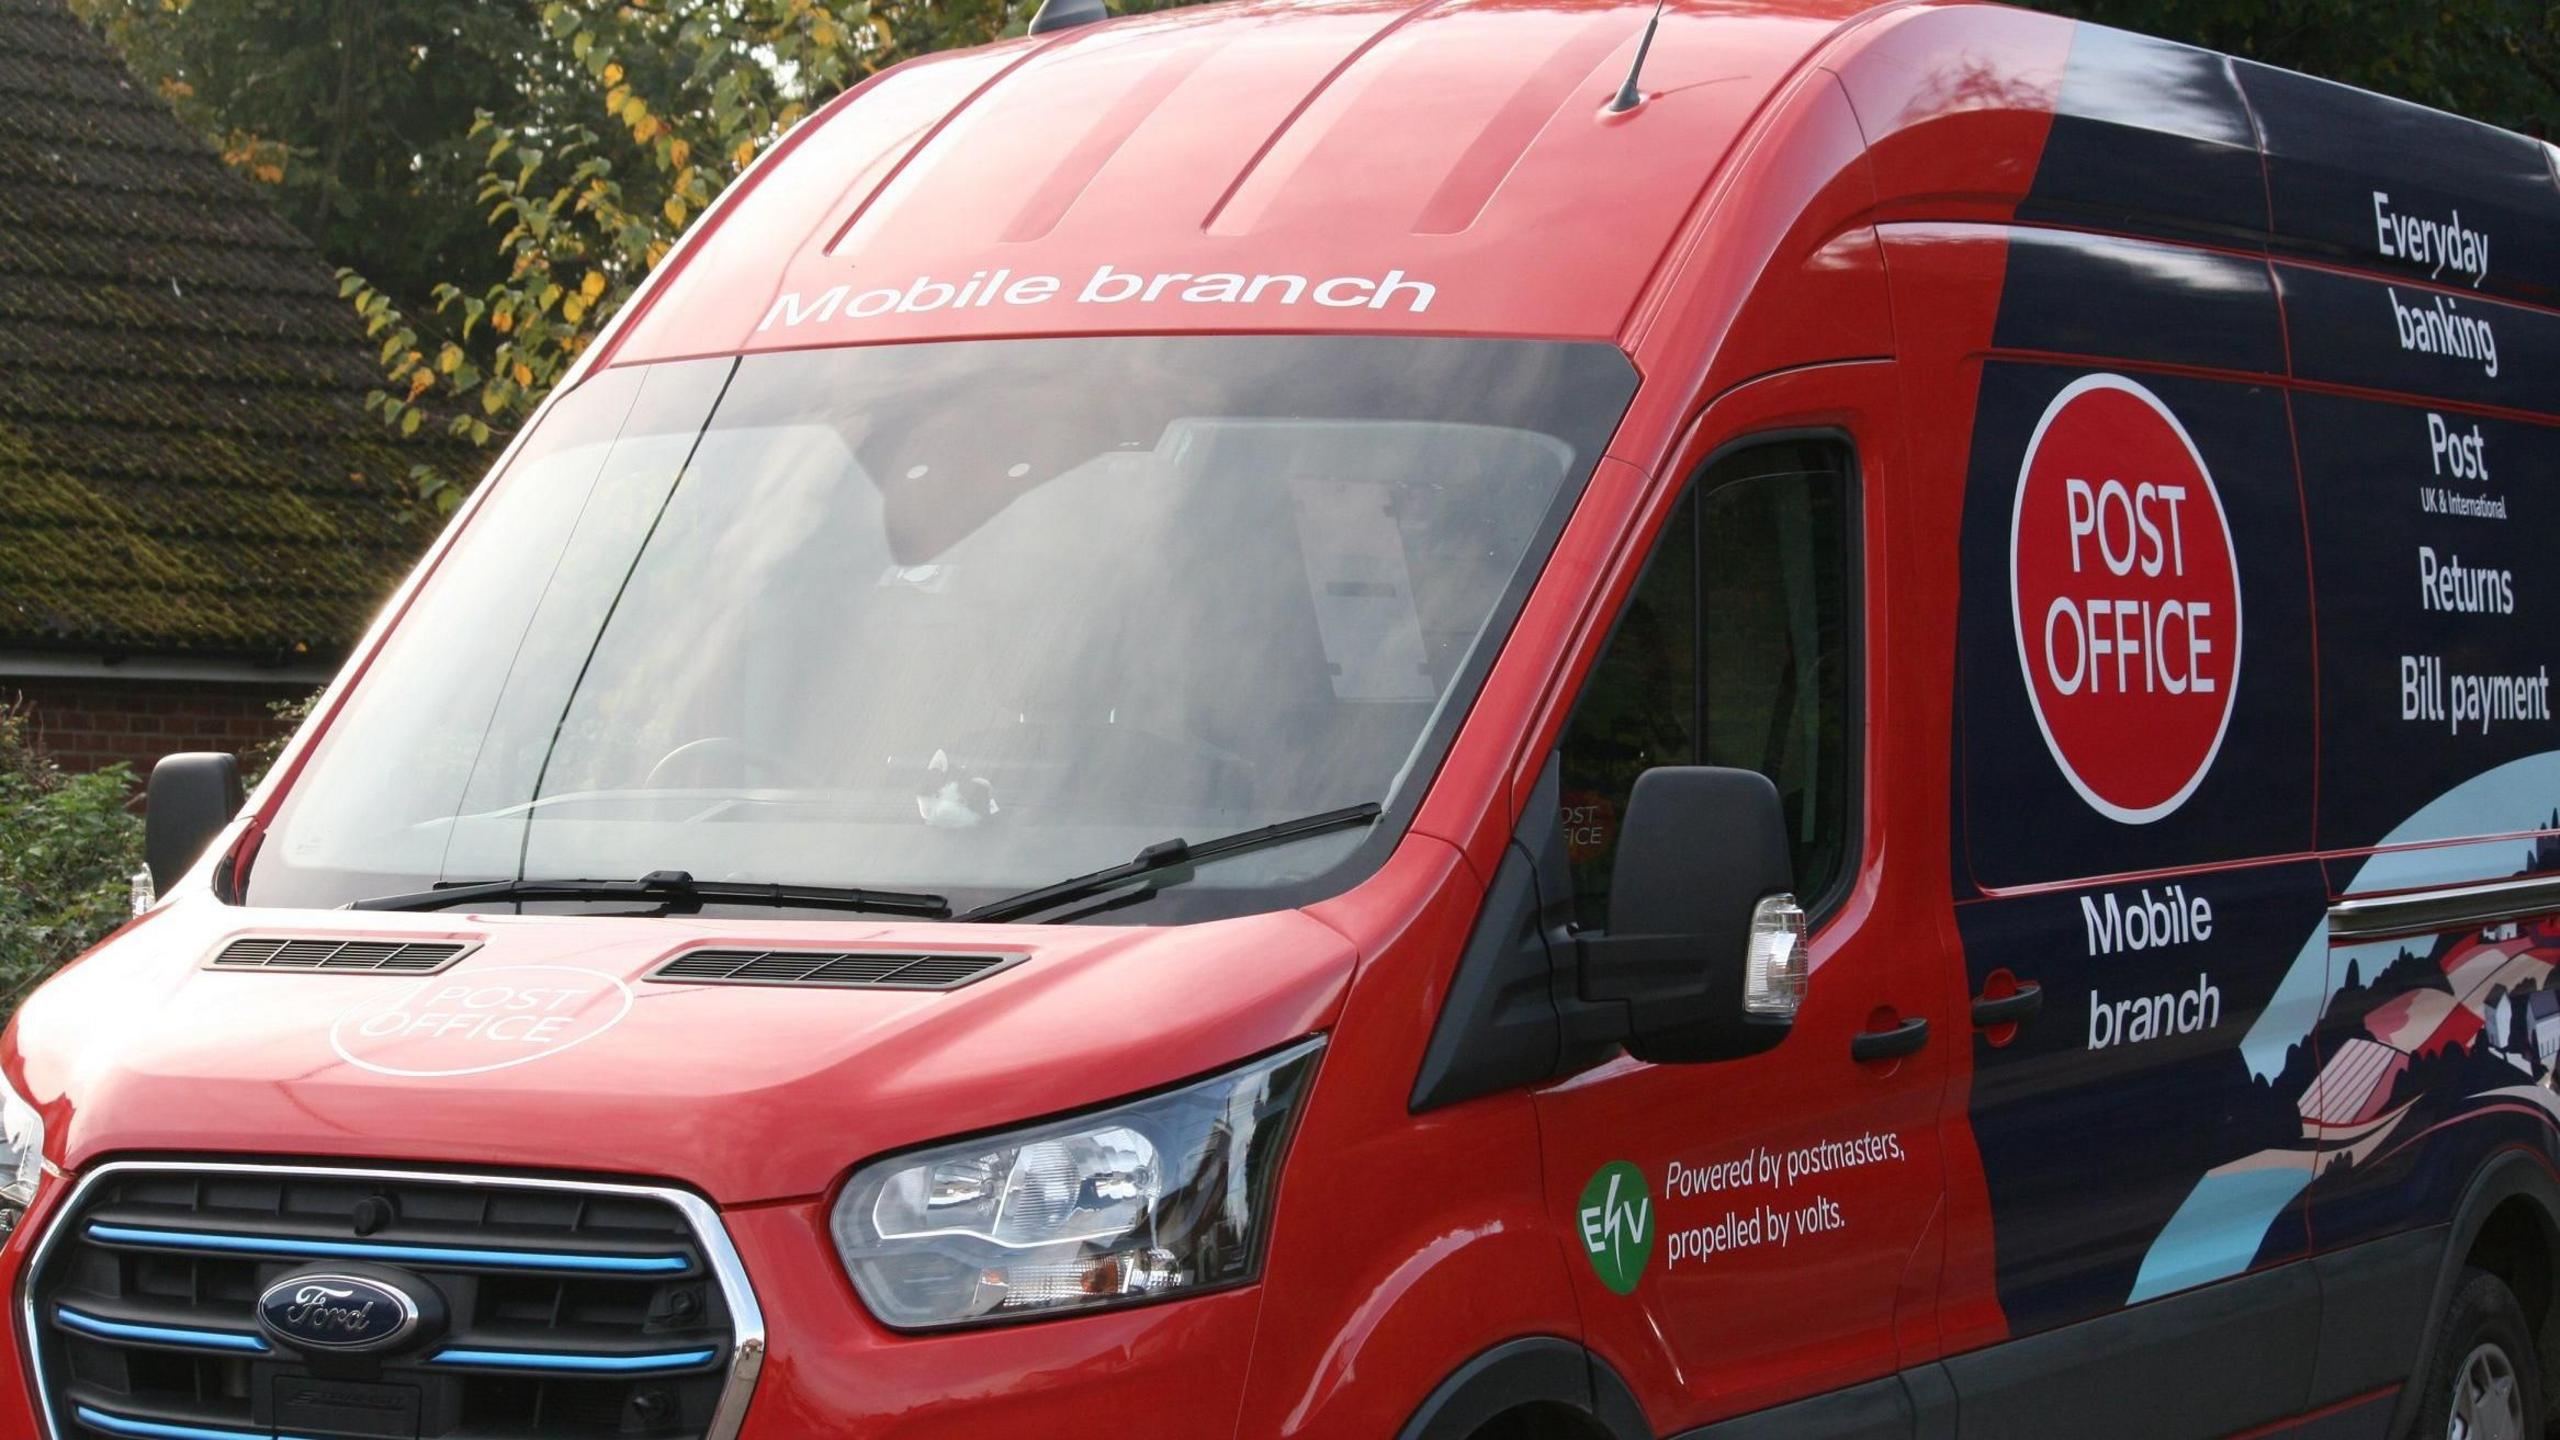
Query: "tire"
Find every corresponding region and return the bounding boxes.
[2410,1268,2544,1440]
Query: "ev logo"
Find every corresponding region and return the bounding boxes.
[2010,374,2243,824]
[1578,1161,1653,1296]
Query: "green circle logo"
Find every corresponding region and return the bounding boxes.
[1578,1160,1653,1295]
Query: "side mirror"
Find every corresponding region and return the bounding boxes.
[1577,767,1804,1064]
[146,753,244,893]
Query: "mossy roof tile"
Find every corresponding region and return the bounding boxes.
[0,0,454,661]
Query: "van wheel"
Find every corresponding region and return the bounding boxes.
[2413,1269,2542,1440]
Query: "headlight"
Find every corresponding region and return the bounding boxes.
[831,1037,1322,1330]
[0,1078,46,1233]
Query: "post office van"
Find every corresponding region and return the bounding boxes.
[12,1,2560,1437]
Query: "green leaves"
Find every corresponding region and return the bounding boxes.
[2029,0,2559,138]
[317,0,1049,505]
[0,709,142,1018]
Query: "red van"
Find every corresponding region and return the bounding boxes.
[13,1,2560,1436]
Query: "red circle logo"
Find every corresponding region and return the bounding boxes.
[2010,375,2242,824]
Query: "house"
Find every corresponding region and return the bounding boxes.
[0,0,451,773]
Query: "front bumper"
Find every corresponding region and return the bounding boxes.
[0,1165,1262,1440]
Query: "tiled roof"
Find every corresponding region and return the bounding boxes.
[0,0,455,663]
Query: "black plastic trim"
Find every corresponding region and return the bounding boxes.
[647,946,1025,991]
[1409,762,1571,1113]
[1667,1373,1915,1440]
[1848,1016,1929,1063]
[1395,1337,1649,1440]
[206,937,477,976]
[1940,1261,2320,1439]
[2309,1227,2445,1408]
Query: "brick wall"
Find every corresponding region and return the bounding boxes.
[4,677,314,777]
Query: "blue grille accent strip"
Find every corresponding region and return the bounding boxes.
[73,1407,321,1440]
[83,1224,692,1275]
[430,1345,722,1374]
[53,1309,267,1355]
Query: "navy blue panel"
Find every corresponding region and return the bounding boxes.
[2296,393,2560,852]
[1954,860,2330,1337]
[1957,363,2313,889]
[2279,263,2560,415]
[2241,60,2560,309]
[2019,26,2266,244]
[1994,231,2284,377]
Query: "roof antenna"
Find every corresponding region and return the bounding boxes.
[1029,0,1109,34]
[1607,0,1668,114]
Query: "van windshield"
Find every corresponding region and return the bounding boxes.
[247,336,1636,920]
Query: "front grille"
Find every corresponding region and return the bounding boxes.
[210,938,475,974]
[25,1164,761,1440]
[650,947,1020,990]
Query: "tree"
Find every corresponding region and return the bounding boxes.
[336,0,1040,508]
[70,0,557,320]
[2035,0,2559,139]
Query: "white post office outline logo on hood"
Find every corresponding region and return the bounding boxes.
[330,964,635,1078]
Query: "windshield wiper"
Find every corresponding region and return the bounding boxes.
[959,803,1383,925]
[346,869,951,918]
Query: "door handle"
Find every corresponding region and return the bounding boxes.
[1972,982,2044,1028]
[1851,1016,1930,1063]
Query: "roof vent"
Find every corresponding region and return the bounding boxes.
[1027,0,1108,36]
[209,937,475,974]
[648,948,1022,991]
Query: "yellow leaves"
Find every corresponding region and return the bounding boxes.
[407,367,435,400]
[668,137,690,170]
[602,61,625,86]
[631,113,663,144]
[492,309,516,334]
[512,362,535,388]
[579,271,607,301]
[157,77,194,102]
[733,139,758,168]
[437,344,464,375]
[218,132,286,185]
[662,195,687,226]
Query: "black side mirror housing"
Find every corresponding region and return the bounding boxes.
[1576,766,1799,1064]
[146,753,244,893]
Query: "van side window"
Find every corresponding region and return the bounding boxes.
[1558,438,1854,926]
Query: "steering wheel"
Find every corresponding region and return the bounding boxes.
[644,736,788,791]
[954,719,1255,809]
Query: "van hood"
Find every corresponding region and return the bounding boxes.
[5,897,1354,1204]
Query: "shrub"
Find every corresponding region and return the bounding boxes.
[0,705,143,1013]
[243,689,321,788]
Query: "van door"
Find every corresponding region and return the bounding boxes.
[1534,372,1948,1436]
[1912,226,2330,1436]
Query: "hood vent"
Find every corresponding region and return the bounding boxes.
[209,937,475,974]
[650,947,1021,991]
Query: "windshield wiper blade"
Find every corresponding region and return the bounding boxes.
[960,803,1384,925]
[346,869,951,918]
